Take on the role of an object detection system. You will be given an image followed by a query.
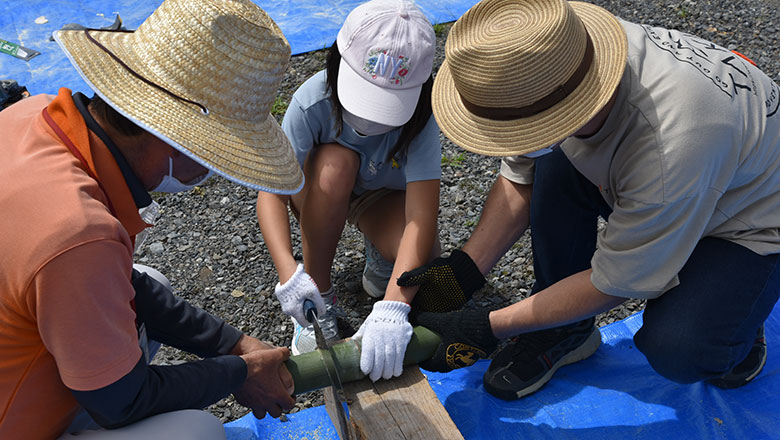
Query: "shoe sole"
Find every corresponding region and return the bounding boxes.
[744,349,768,383]
[742,352,767,384]
[709,347,767,389]
[487,327,602,400]
[361,274,386,299]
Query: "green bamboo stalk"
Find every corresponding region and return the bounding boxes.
[286,325,442,395]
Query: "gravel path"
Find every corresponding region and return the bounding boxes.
[140,0,780,423]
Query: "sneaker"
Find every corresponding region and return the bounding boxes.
[290,289,341,355]
[362,236,394,298]
[483,318,601,400]
[708,325,766,389]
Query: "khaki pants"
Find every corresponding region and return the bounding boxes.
[290,188,399,229]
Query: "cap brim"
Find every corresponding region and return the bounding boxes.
[432,2,627,157]
[53,30,303,194]
[337,58,421,127]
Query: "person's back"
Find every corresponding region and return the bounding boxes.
[0,93,138,438]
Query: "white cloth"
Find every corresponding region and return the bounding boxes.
[274,263,326,326]
[501,19,780,300]
[353,300,412,382]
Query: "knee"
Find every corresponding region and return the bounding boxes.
[132,264,171,291]
[176,410,225,440]
[634,324,717,384]
[154,410,225,440]
[306,143,359,196]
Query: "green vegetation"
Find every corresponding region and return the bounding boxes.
[676,4,689,19]
[441,152,466,167]
[271,95,289,118]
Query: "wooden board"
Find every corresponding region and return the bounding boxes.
[324,365,464,440]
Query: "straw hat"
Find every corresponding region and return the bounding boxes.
[432,0,627,156]
[53,0,303,194]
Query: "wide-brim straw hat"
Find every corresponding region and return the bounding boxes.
[432,0,628,156]
[54,0,303,194]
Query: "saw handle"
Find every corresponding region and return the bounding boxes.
[303,298,317,323]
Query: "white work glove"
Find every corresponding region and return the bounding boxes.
[274,263,326,327]
[353,300,413,382]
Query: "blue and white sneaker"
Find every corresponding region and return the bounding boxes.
[362,236,394,298]
[291,289,341,355]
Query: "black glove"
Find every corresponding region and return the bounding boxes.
[397,249,486,314]
[416,308,499,373]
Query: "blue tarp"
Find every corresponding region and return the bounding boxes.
[0,0,475,97]
[225,301,780,440]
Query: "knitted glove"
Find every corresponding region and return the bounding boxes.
[415,308,499,372]
[397,249,486,313]
[274,263,325,327]
[353,301,413,382]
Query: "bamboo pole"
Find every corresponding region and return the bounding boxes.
[285,325,441,395]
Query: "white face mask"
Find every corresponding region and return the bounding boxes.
[342,109,398,137]
[521,143,561,159]
[152,157,213,193]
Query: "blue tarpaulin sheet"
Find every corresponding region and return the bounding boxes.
[0,0,475,97]
[225,301,780,440]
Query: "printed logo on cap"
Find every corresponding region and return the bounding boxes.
[363,48,411,86]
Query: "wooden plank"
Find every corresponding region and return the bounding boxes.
[324,365,464,440]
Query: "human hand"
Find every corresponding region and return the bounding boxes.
[274,263,326,327]
[230,334,275,355]
[353,301,413,382]
[233,346,295,419]
[415,308,499,372]
[397,249,486,313]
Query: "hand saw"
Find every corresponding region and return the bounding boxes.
[303,299,356,439]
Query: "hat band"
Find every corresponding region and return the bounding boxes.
[84,29,209,115]
[461,32,594,121]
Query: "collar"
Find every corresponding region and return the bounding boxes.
[44,88,149,237]
[72,92,152,209]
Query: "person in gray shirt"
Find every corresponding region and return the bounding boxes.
[399,0,780,400]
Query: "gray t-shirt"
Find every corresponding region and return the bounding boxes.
[501,20,780,299]
[282,70,441,195]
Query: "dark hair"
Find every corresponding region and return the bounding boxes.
[325,41,434,161]
[88,94,144,137]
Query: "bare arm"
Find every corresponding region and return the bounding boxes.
[489,269,626,338]
[463,175,533,275]
[256,192,297,283]
[384,179,440,304]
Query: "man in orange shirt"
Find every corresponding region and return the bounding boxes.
[0,0,304,438]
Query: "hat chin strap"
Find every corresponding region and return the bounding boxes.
[460,32,594,121]
[84,29,209,115]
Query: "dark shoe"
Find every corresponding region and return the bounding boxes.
[483,318,601,400]
[708,325,766,389]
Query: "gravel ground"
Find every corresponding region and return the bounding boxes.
[140,0,780,423]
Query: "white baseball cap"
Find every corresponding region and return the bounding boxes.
[336,0,435,127]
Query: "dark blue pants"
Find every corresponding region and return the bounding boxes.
[530,148,780,383]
